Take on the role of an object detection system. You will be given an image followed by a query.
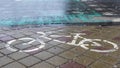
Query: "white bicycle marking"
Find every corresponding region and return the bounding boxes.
[37,32,52,40]
[50,35,71,38]
[6,40,18,52]
[6,38,45,52]
[5,31,119,53]
[50,35,71,43]
[53,39,66,43]
[79,39,118,52]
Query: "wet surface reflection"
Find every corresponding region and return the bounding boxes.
[0,0,69,19]
[0,0,119,26]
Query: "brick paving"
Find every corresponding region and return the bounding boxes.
[0,25,120,68]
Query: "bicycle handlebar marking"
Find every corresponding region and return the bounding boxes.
[5,31,119,53]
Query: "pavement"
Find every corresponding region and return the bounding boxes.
[0,25,120,68]
[0,0,120,68]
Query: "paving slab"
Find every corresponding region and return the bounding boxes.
[2,62,26,68]
[0,25,120,68]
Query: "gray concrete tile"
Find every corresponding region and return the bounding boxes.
[0,34,7,38]
[57,44,74,50]
[11,34,25,39]
[19,31,34,36]
[0,42,6,49]
[74,55,95,66]
[14,44,33,50]
[100,55,118,65]
[83,51,103,60]
[6,32,16,36]
[0,53,3,57]
[30,40,43,46]
[18,56,40,66]
[0,56,14,67]
[30,35,51,43]
[0,48,15,55]
[42,43,57,50]
[2,62,26,68]
[34,51,54,60]
[8,52,29,60]
[59,51,79,60]
[30,62,55,68]
[46,56,67,66]
[8,40,23,46]
[0,36,14,42]
[47,40,61,46]
[47,46,64,54]
[89,60,112,68]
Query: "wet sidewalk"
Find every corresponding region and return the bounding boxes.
[0,25,120,68]
[1,0,120,26]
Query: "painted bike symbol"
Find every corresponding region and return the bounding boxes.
[6,31,119,53]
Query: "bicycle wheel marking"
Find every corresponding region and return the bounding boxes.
[90,40,119,52]
[6,38,45,52]
[6,39,18,52]
[79,39,119,53]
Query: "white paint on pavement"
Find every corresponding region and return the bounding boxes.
[6,38,45,52]
[5,32,119,53]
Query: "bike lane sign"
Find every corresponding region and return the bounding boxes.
[5,32,119,53]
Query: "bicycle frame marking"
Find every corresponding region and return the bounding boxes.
[5,31,119,53]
